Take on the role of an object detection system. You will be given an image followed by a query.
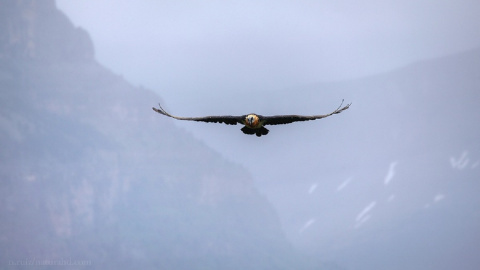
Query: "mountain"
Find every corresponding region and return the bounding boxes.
[0,1,328,269]
[212,48,480,270]
[286,49,480,270]
[3,1,479,270]
[165,45,480,269]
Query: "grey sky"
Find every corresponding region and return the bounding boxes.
[57,0,480,93]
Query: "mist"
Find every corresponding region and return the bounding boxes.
[56,1,480,269]
[2,1,480,269]
[57,0,480,92]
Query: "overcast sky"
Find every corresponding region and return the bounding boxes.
[57,0,480,94]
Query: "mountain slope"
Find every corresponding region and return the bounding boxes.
[0,1,314,269]
[239,48,480,270]
[169,46,480,270]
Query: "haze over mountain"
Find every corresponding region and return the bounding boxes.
[258,49,480,270]
[0,1,330,269]
[57,0,480,93]
[2,1,480,270]
[156,45,480,270]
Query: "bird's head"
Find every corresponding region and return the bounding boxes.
[245,114,259,128]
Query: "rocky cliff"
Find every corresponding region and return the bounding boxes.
[0,1,313,269]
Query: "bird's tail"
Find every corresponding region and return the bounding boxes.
[241,126,269,137]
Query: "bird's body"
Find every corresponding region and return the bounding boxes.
[153,100,351,137]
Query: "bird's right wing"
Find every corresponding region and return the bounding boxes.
[152,104,243,125]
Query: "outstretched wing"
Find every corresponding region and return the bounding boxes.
[152,104,243,125]
[262,100,351,126]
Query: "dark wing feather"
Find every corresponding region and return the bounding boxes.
[152,104,243,125]
[262,100,351,126]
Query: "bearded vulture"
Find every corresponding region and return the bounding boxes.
[153,100,350,137]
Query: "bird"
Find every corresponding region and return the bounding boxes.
[152,100,351,137]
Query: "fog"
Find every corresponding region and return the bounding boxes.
[58,0,480,269]
[5,1,479,269]
[57,0,480,93]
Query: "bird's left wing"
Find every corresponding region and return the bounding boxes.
[153,104,243,125]
[262,100,351,126]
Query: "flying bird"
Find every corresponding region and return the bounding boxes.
[152,100,351,137]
